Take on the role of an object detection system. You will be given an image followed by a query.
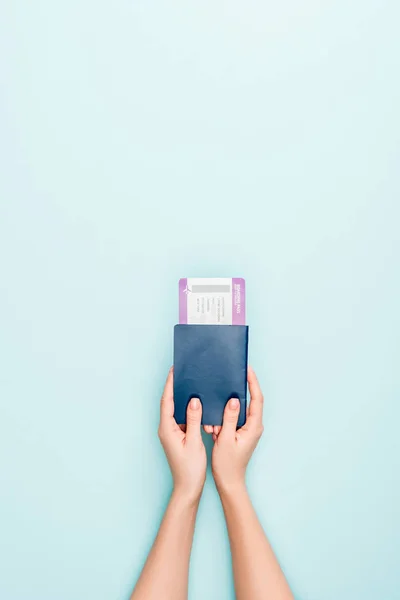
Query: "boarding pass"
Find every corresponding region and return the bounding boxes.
[179,278,246,325]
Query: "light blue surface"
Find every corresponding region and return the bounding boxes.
[1,2,399,599]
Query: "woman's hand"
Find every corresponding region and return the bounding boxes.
[158,369,207,503]
[131,369,206,600]
[211,367,264,495]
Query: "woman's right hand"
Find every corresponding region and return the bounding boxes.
[211,367,264,495]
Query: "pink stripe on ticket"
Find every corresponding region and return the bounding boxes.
[179,278,188,324]
[232,278,246,325]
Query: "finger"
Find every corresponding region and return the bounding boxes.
[213,425,221,436]
[186,398,202,442]
[220,398,240,439]
[212,433,217,442]
[247,366,264,429]
[204,425,213,434]
[160,368,174,421]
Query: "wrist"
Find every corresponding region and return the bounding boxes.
[215,478,247,501]
[172,484,203,507]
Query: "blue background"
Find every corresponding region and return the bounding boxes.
[1,2,399,599]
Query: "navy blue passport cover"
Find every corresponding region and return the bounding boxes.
[173,324,249,427]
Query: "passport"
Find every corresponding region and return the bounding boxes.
[173,324,249,427]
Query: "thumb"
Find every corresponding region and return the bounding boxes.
[220,398,240,439]
[186,398,202,442]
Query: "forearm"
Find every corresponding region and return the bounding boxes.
[131,489,200,600]
[219,484,293,600]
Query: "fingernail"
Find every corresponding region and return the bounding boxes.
[229,398,239,409]
[190,398,199,410]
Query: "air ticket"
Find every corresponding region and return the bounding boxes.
[179,278,246,325]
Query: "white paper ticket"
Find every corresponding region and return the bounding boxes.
[179,278,245,325]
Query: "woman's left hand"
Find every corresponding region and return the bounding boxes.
[158,369,207,503]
